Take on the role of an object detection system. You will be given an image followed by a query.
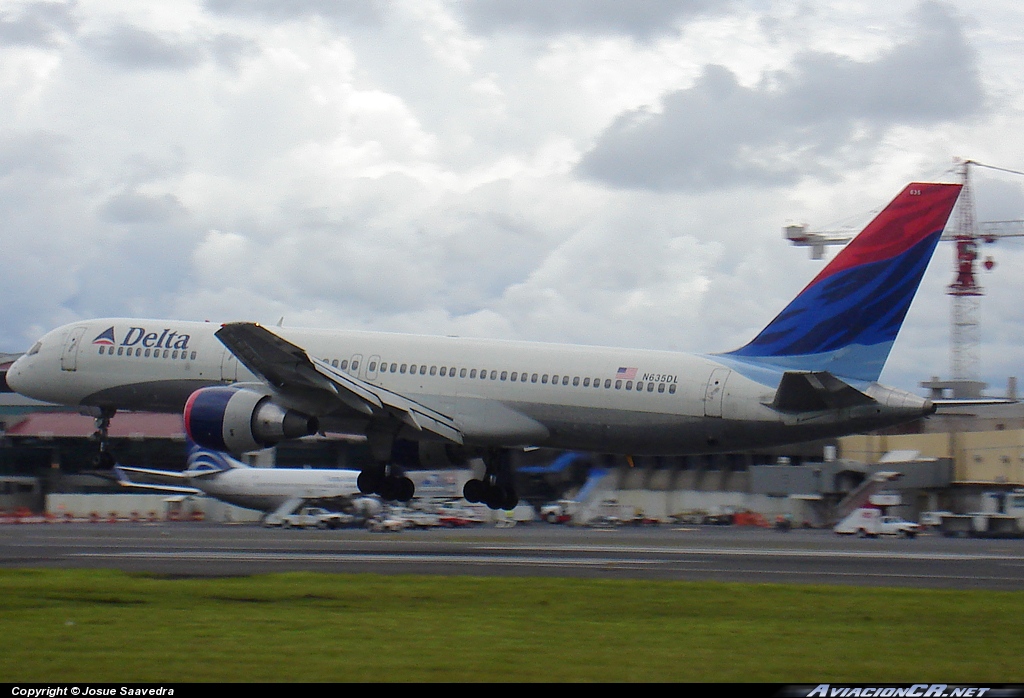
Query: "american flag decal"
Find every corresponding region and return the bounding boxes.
[616,367,637,380]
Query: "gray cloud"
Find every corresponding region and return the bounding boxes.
[456,0,725,41]
[204,0,385,27]
[578,1,985,191]
[0,1,76,47]
[81,25,257,71]
[82,25,206,70]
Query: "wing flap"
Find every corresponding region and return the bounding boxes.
[216,322,463,444]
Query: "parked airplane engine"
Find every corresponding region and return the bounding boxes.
[184,386,319,456]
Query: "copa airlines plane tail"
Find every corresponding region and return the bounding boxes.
[114,442,363,516]
[7,182,963,509]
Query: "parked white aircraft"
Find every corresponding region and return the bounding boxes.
[114,443,371,520]
[7,182,963,509]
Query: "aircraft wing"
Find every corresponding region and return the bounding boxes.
[215,322,463,444]
[114,466,203,495]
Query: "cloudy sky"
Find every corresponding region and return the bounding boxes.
[2,0,1023,395]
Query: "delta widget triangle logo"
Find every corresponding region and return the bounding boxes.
[92,327,116,345]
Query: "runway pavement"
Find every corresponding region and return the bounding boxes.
[2,521,1023,590]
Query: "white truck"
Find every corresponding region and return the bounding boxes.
[834,507,922,538]
[272,506,350,530]
[939,489,1024,538]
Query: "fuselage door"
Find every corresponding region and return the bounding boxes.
[60,326,87,372]
[703,367,731,418]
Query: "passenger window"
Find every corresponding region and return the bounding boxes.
[420,365,427,375]
[490,370,497,380]
[117,347,123,356]
[636,382,643,391]
[391,363,398,373]
[658,383,665,393]
[440,366,447,377]
[449,366,456,377]
[521,373,528,382]
[531,373,538,383]
[552,375,558,384]
[190,351,196,360]
[500,371,507,381]
[648,383,655,392]
[562,376,569,386]
[331,359,338,368]
[145,349,151,357]
[542,375,548,384]
[510,372,518,382]
[409,364,416,374]
[430,366,437,376]
[573,377,580,386]
[615,380,622,389]
[369,362,377,372]
[400,364,407,374]
[669,384,677,394]
[583,377,590,387]
[341,360,349,370]
[604,379,611,388]
[460,368,467,378]
[625,381,632,390]
[352,360,359,371]
[470,369,477,379]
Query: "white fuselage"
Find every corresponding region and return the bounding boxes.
[7,318,929,455]
[189,467,361,512]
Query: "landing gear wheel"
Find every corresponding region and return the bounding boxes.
[360,464,416,502]
[358,467,384,495]
[463,479,485,504]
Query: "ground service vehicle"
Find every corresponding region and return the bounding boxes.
[834,507,922,538]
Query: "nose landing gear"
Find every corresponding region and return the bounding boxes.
[90,407,117,469]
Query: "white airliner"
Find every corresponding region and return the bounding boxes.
[7,182,963,509]
[114,443,367,519]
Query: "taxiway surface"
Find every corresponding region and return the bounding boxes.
[2,523,1023,590]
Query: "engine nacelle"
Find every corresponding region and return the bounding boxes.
[184,386,319,456]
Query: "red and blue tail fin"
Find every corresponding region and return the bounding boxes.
[725,182,962,382]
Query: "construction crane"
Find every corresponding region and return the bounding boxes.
[784,158,1024,393]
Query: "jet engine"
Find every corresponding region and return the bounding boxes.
[184,386,319,456]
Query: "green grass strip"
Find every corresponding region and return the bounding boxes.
[1,569,1021,682]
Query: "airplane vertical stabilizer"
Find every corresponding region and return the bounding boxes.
[725,182,962,382]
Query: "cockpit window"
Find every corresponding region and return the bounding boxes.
[27,341,42,356]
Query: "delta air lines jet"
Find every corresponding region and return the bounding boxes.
[7,183,963,509]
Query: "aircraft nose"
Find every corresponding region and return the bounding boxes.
[4,356,27,395]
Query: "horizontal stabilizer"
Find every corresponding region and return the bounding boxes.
[771,371,876,413]
[114,466,203,495]
[932,398,1018,407]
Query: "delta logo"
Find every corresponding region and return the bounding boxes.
[92,327,116,345]
[92,326,191,350]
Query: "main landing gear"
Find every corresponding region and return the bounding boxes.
[359,420,416,502]
[357,464,415,502]
[90,407,117,469]
[463,448,519,511]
